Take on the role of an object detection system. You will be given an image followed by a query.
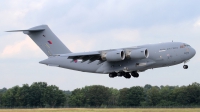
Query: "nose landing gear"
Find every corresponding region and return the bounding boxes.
[183,65,188,69]
[183,60,189,69]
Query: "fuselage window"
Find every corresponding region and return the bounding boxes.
[159,49,166,52]
[173,47,178,49]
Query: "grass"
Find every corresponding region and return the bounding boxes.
[0,108,200,112]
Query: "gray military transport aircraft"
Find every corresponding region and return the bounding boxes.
[7,25,196,79]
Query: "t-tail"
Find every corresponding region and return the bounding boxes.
[7,25,71,56]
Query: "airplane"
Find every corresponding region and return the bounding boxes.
[7,25,196,79]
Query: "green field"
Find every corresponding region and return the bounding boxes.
[0,108,200,112]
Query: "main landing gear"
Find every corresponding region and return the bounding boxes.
[109,71,139,79]
[183,65,188,69]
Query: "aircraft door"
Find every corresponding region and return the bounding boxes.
[166,50,173,65]
[170,47,180,64]
[180,44,189,61]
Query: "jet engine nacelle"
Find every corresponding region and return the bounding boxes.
[126,48,149,59]
[101,50,125,61]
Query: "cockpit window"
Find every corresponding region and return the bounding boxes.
[180,44,191,48]
[180,45,185,48]
[186,45,190,47]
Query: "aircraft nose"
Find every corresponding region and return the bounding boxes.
[191,47,196,57]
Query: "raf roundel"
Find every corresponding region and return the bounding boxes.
[48,40,52,44]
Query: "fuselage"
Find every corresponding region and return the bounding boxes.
[40,42,196,74]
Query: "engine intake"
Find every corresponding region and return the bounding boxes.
[126,48,149,59]
[101,50,125,61]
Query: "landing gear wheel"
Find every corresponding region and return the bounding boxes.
[123,72,131,79]
[183,65,188,69]
[135,73,139,78]
[117,72,123,77]
[116,71,125,77]
[131,71,139,78]
[109,72,117,78]
[109,73,114,78]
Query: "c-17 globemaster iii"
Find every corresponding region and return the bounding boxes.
[7,25,196,79]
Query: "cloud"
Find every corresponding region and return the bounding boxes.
[110,29,140,42]
[0,37,41,58]
[194,18,200,27]
[0,0,48,29]
[58,28,140,53]
[67,38,95,52]
[59,33,96,52]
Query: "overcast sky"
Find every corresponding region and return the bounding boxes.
[0,0,200,90]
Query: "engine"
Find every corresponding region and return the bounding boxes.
[126,48,149,59]
[101,50,125,61]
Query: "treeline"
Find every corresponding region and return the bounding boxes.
[0,82,200,107]
[0,82,66,107]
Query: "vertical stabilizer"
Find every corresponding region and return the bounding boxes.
[7,25,71,56]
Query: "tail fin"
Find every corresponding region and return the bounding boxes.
[7,25,71,56]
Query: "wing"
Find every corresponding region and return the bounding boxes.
[53,47,146,64]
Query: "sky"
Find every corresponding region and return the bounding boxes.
[0,0,200,90]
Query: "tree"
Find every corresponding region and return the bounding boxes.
[127,86,144,106]
[63,90,71,106]
[18,84,31,106]
[0,88,7,93]
[173,86,188,105]
[146,87,160,106]
[2,86,20,106]
[108,88,119,106]
[0,88,7,106]
[28,82,48,107]
[68,88,85,107]
[45,85,66,107]
[1,82,67,107]
[118,88,129,106]
[157,86,176,106]
[0,82,200,107]
[69,85,111,107]
[185,82,200,105]
[144,84,152,91]
[84,85,111,107]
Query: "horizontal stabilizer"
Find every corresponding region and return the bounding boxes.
[6,28,45,32]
